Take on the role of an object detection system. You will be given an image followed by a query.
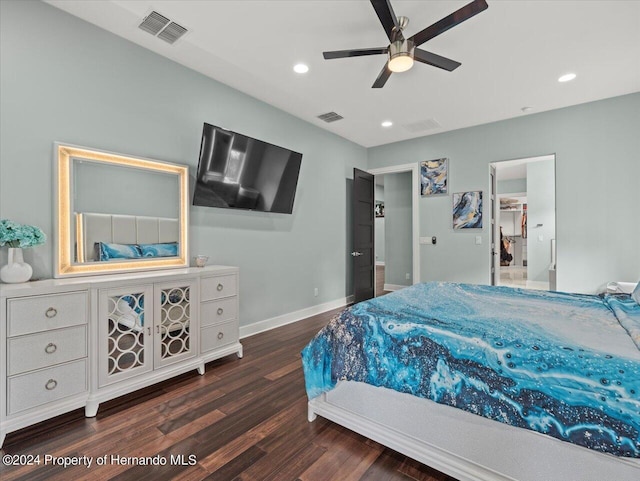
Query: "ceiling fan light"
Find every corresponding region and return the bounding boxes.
[388,54,414,73]
[388,39,414,73]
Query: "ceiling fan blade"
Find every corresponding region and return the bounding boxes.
[323,47,388,60]
[409,0,488,47]
[370,0,399,42]
[372,64,392,88]
[414,49,461,71]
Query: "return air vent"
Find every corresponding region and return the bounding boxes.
[402,118,442,133]
[317,112,344,123]
[139,11,170,35]
[157,22,187,44]
[139,11,188,44]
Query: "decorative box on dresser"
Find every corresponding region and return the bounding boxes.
[0,265,242,447]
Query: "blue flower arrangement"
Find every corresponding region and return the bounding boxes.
[0,219,47,248]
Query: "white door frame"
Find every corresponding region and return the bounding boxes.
[490,154,556,289]
[490,164,499,285]
[368,163,420,285]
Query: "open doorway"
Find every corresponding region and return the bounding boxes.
[490,155,556,290]
[374,172,413,296]
[367,163,420,298]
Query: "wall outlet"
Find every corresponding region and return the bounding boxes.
[405,273,410,280]
[314,287,318,297]
[475,235,482,245]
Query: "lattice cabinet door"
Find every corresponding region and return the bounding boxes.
[153,279,198,369]
[98,285,154,387]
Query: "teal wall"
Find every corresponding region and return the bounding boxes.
[384,172,413,286]
[0,0,367,325]
[369,93,640,293]
[526,159,556,283]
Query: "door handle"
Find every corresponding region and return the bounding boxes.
[351,251,363,257]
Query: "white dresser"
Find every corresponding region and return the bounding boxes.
[0,266,241,447]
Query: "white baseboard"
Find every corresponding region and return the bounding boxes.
[240,295,353,339]
[384,283,408,292]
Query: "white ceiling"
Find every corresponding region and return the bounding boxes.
[45,0,640,148]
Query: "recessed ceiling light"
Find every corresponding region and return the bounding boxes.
[558,73,576,83]
[381,121,393,128]
[293,63,309,74]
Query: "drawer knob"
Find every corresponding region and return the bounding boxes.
[217,283,224,292]
[217,307,224,315]
[217,332,224,340]
[45,307,58,318]
[44,342,57,354]
[45,379,58,391]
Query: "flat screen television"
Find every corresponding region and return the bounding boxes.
[193,123,302,214]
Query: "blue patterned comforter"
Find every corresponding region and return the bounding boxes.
[301,283,640,457]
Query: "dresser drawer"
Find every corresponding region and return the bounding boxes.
[7,291,87,337]
[7,325,87,376]
[201,320,239,353]
[201,274,237,301]
[7,359,88,415]
[201,297,237,327]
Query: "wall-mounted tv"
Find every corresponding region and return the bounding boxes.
[193,123,303,214]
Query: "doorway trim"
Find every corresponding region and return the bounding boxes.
[368,163,420,284]
[490,153,556,289]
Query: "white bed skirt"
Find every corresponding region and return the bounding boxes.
[308,381,640,481]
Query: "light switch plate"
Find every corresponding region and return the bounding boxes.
[475,236,482,245]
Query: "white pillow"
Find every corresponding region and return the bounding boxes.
[632,281,640,304]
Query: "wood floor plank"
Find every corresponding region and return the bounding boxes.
[0,306,458,481]
[265,359,302,381]
[359,448,415,481]
[206,445,267,481]
[199,398,308,472]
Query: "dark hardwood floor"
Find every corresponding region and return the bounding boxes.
[0,307,457,481]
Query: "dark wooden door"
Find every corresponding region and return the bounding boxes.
[352,168,375,303]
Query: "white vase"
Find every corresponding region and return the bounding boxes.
[1,247,33,283]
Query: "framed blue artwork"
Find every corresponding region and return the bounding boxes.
[453,191,483,229]
[420,158,448,196]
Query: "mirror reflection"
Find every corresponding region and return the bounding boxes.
[72,159,180,263]
[55,144,189,277]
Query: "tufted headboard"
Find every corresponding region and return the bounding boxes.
[75,212,179,262]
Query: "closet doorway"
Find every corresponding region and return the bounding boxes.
[490,155,556,290]
[368,164,420,297]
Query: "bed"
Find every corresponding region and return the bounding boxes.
[302,282,640,481]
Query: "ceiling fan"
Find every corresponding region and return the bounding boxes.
[323,0,489,88]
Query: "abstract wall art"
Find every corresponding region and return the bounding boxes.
[420,158,448,196]
[453,191,483,229]
[375,201,384,218]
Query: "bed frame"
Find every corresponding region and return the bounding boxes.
[75,212,179,262]
[308,381,640,481]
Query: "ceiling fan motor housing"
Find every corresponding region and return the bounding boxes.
[388,38,415,72]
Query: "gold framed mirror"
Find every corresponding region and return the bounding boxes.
[54,143,189,278]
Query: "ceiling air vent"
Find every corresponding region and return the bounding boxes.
[402,118,442,133]
[157,22,187,44]
[139,11,170,35]
[317,112,344,123]
[139,11,188,44]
